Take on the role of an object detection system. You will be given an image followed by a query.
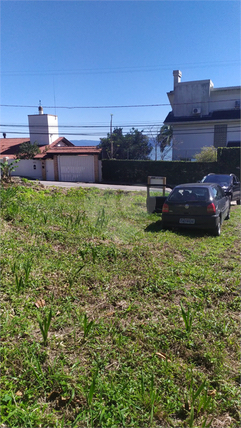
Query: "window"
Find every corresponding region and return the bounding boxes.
[169,187,208,202]
[214,124,227,148]
[212,186,223,200]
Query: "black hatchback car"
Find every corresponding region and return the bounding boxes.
[162,183,230,236]
[200,174,240,204]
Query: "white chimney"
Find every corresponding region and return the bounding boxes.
[28,111,59,146]
[38,106,44,115]
[173,70,182,88]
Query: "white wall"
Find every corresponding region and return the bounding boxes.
[28,114,59,146]
[168,71,240,117]
[172,80,212,117]
[172,123,214,160]
[210,87,240,111]
[172,119,240,160]
[167,71,241,160]
[227,120,241,144]
[8,159,43,179]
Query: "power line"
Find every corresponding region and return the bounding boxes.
[0,123,163,129]
[0,103,169,109]
[1,59,240,76]
[1,129,239,138]
[0,123,239,133]
[1,97,240,110]
[0,123,240,136]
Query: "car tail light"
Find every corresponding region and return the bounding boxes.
[162,203,169,213]
[207,203,216,214]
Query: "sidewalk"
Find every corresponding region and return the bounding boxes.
[38,181,148,192]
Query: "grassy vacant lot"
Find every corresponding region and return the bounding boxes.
[0,180,240,428]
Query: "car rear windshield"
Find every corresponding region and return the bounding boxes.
[169,187,209,202]
[202,175,231,185]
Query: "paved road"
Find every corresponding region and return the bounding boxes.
[39,181,148,192]
[38,181,237,205]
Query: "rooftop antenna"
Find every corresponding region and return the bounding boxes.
[53,77,57,117]
[38,100,43,115]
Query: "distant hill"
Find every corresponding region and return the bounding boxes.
[70,140,100,146]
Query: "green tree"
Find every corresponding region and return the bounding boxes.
[98,128,152,160]
[98,128,125,159]
[0,159,20,181]
[194,146,217,162]
[17,141,40,159]
[126,128,153,160]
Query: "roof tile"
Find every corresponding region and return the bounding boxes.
[1,138,101,159]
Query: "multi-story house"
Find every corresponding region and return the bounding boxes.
[164,70,240,160]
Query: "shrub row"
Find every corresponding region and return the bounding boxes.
[102,148,240,185]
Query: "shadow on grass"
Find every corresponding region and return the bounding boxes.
[145,219,163,233]
[145,220,211,238]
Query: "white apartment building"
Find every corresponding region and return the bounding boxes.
[164,70,241,160]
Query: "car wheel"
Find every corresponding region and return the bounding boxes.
[237,199,240,205]
[162,222,168,230]
[213,217,221,236]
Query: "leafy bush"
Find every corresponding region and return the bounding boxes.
[17,141,40,159]
[194,146,217,162]
[0,159,19,181]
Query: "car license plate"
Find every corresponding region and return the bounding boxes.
[179,218,195,224]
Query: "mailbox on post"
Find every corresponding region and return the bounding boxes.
[146,176,167,213]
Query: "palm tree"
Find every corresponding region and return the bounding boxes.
[157,125,173,160]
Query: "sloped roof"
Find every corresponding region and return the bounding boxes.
[50,137,75,147]
[0,138,30,158]
[35,145,101,159]
[164,109,241,124]
[0,137,101,159]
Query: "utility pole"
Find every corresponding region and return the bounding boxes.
[110,114,113,159]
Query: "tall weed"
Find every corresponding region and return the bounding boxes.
[37,308,53,346]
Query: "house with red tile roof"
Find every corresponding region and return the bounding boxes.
[0,108,102,182]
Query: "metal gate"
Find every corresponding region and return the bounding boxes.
[58,155,95,182]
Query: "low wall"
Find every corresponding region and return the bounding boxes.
[6,159,43,180]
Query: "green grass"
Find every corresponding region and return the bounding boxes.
[0,180,240,427]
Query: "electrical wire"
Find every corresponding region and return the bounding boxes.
[1,59,240,76]
[1,129,239,138]
[0,124,239,132]
[0,98,240,110]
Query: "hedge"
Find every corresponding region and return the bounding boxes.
[217,147,240,173]
[102,148,240,185]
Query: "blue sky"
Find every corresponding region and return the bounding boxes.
[1,0,240,143]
